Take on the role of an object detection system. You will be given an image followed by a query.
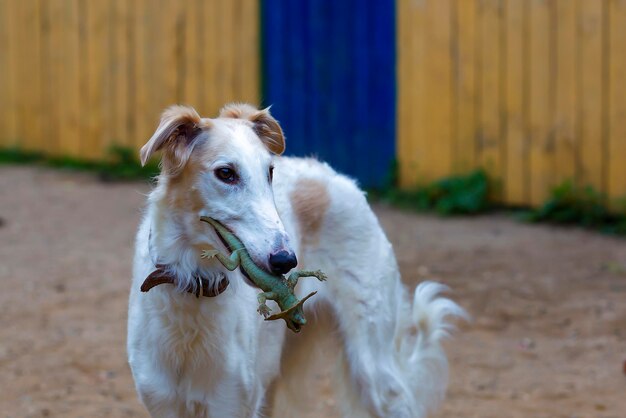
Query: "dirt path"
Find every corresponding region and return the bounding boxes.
[1,166,625,418]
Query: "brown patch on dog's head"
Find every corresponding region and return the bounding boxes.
[219,103,285,155]
[140,105,211,176]
[290,178,330,248]
[166,156,205,213]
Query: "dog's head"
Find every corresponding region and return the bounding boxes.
[141,103,296,275]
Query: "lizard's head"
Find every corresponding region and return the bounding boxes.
[285,309,307,333]
[266,291,317,333]
[140,104,297,276]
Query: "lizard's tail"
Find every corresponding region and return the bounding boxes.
[265,291,317,321]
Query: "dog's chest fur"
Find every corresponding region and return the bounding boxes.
[128,218,287,415]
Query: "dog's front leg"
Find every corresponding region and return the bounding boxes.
[137,388,187,418]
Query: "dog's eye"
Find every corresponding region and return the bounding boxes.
[268,166,274,183]
[214,167,238,184]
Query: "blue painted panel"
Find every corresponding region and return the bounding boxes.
[261,0,396,188]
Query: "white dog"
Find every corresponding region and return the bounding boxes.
[127,103,464,418]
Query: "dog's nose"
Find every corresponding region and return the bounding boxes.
[269,250,298,275]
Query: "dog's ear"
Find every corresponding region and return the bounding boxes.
[140,105,204,173]
[220,103,285,155]
[250,107,285,155]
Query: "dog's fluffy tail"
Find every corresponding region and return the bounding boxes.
[333,280,466,418]
[394,281,467,417]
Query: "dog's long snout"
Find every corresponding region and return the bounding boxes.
[269,250,298,275]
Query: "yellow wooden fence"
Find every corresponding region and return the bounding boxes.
[0,0,259,161]
[3,0,626,207]
[398,0,626,205]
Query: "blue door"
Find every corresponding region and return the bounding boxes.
[261,0,396,188]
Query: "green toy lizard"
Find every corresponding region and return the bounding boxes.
[199,216,326,333]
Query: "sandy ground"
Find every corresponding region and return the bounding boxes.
[1,166,625,418]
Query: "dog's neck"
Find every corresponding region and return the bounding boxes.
[147,187,226,291]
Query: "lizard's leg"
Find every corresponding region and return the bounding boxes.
[256,291,277,318]
[286,269,327,289]
[201,248,243,271]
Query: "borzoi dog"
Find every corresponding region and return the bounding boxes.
[127,103,464,418]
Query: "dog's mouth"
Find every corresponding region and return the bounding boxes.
[201,216,274,281]
[206,219,236,253]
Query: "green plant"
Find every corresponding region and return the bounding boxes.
[0,148,45,164]
[97,145,160,181]
[382,159,400,190]
[0,146,159,182]
[378,170,491,216]
[519,180,626,235]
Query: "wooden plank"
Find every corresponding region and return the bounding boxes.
[528,0,554,206]
[162,0,180,106]
[477,0,503,195]
[110,0,130,149]
[396,0,408,185]
[14,0,42,152]
[211,0,227,108]
[608,0,626,202]
[398,0,426,187]
[137,0,153,141]
[422,0,453,182]
[223,0,236,104]
[131,0,150,149]
[204,0,219,114]
[47,0,81,157]
[240,0,259,105]
[198,0,209,108]
[504,0,528,205]
[0,0,17,147]
[554,0,577,188]
[452,0,477,174]
[409,0,425,186]
[577,0,604,192]
[146,0,178,132]
[39,0,56,155]
[231,0,244,101]
[78,1,89,158]
[83,1,112,160]
[167,0,181,111]
[65,0,82,158]
[183,0,201,109]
